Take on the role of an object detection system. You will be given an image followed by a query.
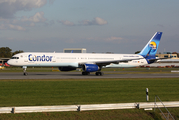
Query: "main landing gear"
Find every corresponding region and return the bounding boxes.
[95,71,104,76]
[82,71,104,76]
[23,66,28,76]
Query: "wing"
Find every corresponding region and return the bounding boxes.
[96,58,145,66]
[79,57,144,66]
[148,57,169,63]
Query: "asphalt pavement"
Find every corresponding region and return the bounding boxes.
[0,72,178,79]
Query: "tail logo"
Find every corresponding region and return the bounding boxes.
[148,41,157,53]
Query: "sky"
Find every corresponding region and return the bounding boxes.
[0,0,179,53]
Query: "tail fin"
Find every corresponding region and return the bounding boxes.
[138,32,162,58]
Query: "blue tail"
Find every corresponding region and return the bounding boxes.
[138,32,162,59]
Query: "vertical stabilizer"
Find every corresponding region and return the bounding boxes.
[139,32,162,58]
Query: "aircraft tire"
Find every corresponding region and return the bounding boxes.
[96,72,103,76]
[24,72,28,76]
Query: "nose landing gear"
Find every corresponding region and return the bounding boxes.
[23,66,28,76]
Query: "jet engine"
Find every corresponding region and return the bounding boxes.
[82,64,99,72]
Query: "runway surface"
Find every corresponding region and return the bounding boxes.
[0,72,179,79]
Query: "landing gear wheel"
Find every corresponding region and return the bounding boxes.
[95,72,99,76]
[95,72,104,76]
[23,72,28,76]
[23,66,28,76]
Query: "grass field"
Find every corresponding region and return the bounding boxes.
[0,78,179,119]
[0,67,179,119]
[0,109,166,120]
[0,78,179,106]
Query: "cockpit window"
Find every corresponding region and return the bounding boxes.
[11,57,19,59]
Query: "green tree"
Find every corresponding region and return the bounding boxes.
[0,47,12,58]
[12,50,24,56]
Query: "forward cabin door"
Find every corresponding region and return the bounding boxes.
[52,56,56,62]
[24,55,28,62]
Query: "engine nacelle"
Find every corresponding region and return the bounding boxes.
[58,67,76,71]
[82,64,99,72]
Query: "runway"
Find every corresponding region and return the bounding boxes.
[0,72,179,79]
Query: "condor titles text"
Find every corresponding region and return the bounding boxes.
[28,54,53,62]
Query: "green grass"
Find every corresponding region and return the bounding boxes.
[0,78,179,107]
[0,78,179,119]
[0,109,163,120]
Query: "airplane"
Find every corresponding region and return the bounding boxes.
[7,32,162,76]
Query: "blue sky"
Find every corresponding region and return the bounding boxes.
[0,0,179,53]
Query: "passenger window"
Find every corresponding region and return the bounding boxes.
[11,57,19,59]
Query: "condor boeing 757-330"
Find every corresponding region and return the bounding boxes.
[7,32,162,76]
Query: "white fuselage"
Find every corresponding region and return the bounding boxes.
[7,52,148,68]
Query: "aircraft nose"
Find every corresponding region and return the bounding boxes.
[7,60,12,65]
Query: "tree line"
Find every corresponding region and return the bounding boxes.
[0,47,23,58]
